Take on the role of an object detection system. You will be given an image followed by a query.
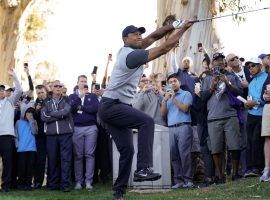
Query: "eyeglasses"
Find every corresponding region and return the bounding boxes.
[229,56,238,62]
[37,92,45,94]
[53,85,63,88]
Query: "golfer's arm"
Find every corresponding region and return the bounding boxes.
[146,26,189,62]
[141,25,174,49]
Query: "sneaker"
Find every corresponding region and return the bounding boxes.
[260,169,270,182]
[183,181,194,188]
[85,182,93,190]
[252,169,261,176]
[133,167,161,182]
[113,190,124,200]
[243,170,251,178]
[74,182,82,190]
[244,170,259,178]
[171,182,184,189]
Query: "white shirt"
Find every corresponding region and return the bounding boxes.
[233,67,246,82]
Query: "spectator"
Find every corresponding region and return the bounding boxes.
[260,74,270,182]
[201,53,243,183]
[33,85,48,189]
[41,80,74,192]
[69,75,99,190]
[132,79,166,126]
[258,53,270,73]
[92,84,112,184]
[244,57,268,177]
[160,73,193,188]
[226,53,251,175]
[15,102,38,190]
[4,86,14,97]
[0,69,23,192]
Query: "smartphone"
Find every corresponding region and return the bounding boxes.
[92,66,98,75]
[166,84,173,92]
[95,83,100,90]
[198,43,202,52]
[161,80,166,87]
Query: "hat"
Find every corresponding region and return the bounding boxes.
[122,25,146,37]
[212,53,225,61]
[245,57,262,66]
[0,84,5,89]
[5,85,13,92]
[258,53,270,60]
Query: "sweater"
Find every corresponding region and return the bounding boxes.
[0,76,22,136]
[69,92,99,126]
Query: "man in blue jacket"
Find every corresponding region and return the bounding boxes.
[69,75,99,190]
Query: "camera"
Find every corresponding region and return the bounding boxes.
[213,65,221,76]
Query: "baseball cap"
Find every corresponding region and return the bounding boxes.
[122,25,146,38]
[4,85,14,92]
[245,57,262,66]
[258,53,270,60]
[212,53,225,61]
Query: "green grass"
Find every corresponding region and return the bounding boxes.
[1,178,270,200]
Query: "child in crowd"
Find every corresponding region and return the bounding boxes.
[15,102,38,190]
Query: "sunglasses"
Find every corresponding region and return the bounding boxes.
[53,85,63,88]
[248,64,258,69]
[229,56,238,62]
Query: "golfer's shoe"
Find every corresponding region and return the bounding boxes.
[133,167,162,182]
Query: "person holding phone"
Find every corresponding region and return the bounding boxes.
[98,19,194,200]
[69,75,99,190]
[160,73,193,188]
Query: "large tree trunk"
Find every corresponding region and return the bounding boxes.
[0,0,31,84]
[153,0,221,75]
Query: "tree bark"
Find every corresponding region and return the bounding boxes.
[153,0,221,75]
[0,0,31,84]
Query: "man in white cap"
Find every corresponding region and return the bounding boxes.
[244,57,268,178]
[0,69,22,192]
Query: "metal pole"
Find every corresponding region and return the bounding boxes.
[191,7,270,23]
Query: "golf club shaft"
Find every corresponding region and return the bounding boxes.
[190,7,270,23]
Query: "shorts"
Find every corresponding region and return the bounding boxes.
[208,117,240,154]
[262,104,270,137]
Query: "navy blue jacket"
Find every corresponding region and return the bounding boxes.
[69,92,99,127]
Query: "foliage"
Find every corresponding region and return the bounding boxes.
[218,0,261,23]
[23,3,53,42]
